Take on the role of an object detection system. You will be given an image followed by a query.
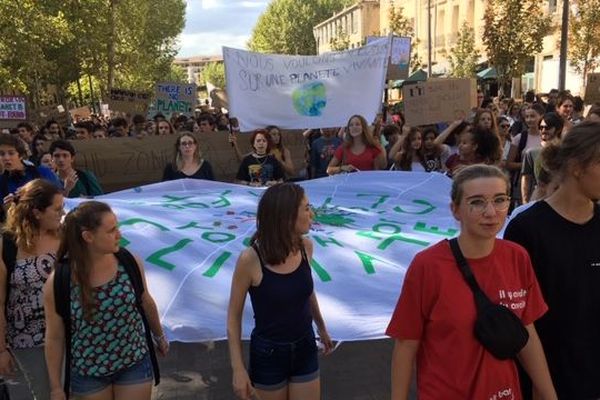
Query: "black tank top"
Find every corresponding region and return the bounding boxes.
[248,243,314,341]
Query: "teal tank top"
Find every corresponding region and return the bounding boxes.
[70,264,147,376]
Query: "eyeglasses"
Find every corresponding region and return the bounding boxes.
[180,141,195,147]
[466,195,511,214]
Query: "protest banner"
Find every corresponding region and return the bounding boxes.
[367,36,411,80]
[66,171,456,341]
[223,38,391,132]
[155,82,197,117]
[107,88,151,115]
[68,105,92,121]
[584,73,600,104]
[402,78,477,126]
[72,130,307,193]
[0,96,27,127]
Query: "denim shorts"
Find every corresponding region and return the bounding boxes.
[70,353,153,396]
[249,330,319,390]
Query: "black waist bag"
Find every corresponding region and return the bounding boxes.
[449,238,529,360]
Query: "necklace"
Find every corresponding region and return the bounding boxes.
[252,153,268,166]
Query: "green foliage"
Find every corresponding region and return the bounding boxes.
[483,0,552,93]
[388,1,423,72]
[567,0,600,83]
[201,62,226,89]
[330,24,351,51]
[448,22,480,78]
[248,0,353,55]
[0,0,185,109]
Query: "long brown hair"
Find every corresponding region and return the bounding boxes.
[266,125,286,161]
[4,179,62,252]
[174,132,202,170]
[251,182,305,265]
[398,127,425,171]
[344,115,379,149]
[56,201,113,320]
[541,121,600,180]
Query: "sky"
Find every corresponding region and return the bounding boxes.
[177,0,269,58]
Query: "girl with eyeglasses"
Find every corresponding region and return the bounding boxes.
[161,132,215,181]
[388,164,556,400]
[520,113,563,204]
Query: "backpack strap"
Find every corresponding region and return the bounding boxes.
[53,259,72,398]
[1,234,17,315]
[74,169,93,196]
[115,248,160,386]
[516,130,529,162]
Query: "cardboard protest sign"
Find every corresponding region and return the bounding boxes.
[36,104,68,127]
[0,96,27,127]
[367,36,411,80]
[72,130,307,193]
[154,82,197,117]
[223,38,391,131]
[66,172,456,341]
[107,88,151,115]
[69,106,92,121]
[584,73,600,104]
[402,78,477,126]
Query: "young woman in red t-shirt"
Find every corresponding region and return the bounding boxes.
[326,115,387,174]
[387,165,557,400]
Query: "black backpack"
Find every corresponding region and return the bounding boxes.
[53,248,160,398]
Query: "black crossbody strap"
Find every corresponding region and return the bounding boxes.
[448,238,492,310]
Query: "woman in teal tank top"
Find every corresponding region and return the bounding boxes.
[44,201,168,400]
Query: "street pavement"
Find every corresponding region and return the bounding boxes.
[9,339,417,400]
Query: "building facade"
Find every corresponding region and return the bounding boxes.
[173,56,223,85]
[313,0,381,54]
[317,0,584,95]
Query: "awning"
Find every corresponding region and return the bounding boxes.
[391,69,428,88]
[477,67,497,80]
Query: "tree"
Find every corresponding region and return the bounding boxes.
[448,22,480,78]
[248,0,353,55]
[201,62,226,89]
[0,0,185,112]
[567,0,600,85]
[388,1,423,72]
[483,0,552,95]
[330,24,350,51]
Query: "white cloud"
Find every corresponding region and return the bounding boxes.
[178,32,251,57]
[178,0,267,57]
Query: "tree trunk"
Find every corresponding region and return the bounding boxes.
[107,0,118,92]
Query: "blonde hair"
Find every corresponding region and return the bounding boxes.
[4,179,62,252]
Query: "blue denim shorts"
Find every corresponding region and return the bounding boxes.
[249,331,319,390]
[70,353,153,396]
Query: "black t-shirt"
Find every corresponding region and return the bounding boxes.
[504,201,600,399]
[236,154,284,185]
[161,161,215,181]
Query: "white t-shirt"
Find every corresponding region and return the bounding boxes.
[512,132,542,155]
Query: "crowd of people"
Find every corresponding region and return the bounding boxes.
[0,86,598,400]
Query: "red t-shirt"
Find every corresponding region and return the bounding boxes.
[386,239,547,400]
[334,145,382,171]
